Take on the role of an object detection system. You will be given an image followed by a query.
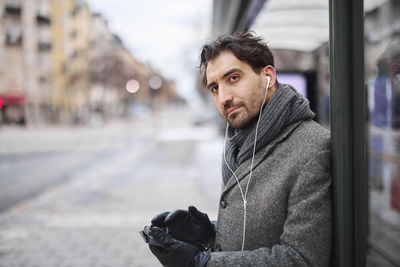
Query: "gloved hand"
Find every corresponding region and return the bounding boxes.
[151,211,170,227]
[151,206,216,247]
[149,226,211,267]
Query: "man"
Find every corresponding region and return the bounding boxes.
[144,32,332,266]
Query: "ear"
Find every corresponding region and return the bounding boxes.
[263,65,277,89]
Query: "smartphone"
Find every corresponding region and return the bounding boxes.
[139,226,163,247]
[139,226,151,243]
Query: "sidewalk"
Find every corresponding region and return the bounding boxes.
[0,107,223,267]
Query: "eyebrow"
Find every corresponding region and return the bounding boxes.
[206,68,241,90]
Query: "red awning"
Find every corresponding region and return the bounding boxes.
[0,94,25,104]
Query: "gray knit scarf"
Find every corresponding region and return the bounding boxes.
[222,83,315,184]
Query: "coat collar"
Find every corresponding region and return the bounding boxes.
[221,120,304,196]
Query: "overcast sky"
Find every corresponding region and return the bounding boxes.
[87,0,213,102]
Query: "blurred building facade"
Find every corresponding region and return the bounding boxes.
[0,0,181,126]
[89,13,184,122]
[50,0,92,124]
[0,0,32,124]
[50,0,73,124]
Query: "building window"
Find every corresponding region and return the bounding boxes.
[5,0,21,15]
[6,0,20,8]
[36,0,51,24]
[6,23,22,45]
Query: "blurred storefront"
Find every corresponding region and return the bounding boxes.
[0,93,25,124]
[365,1,400,265]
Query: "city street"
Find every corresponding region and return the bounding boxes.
[0,107,222,267]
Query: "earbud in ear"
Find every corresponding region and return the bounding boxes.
[266,76,271,90]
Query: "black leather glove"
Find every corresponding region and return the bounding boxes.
[151,211,170,227]
[149,226,210,267]
[151,206,215,247]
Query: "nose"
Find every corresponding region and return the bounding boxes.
[218,86,233,107]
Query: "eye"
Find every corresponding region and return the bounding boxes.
[210,85,218,94]
[230,75,239,82]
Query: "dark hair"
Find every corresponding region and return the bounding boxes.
[199,32,275,87]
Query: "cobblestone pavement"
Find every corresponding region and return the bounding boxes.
[0,107,222,267]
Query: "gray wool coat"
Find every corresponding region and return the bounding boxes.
[207,119,332,267]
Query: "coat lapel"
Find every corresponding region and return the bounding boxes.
[221,121,304,197]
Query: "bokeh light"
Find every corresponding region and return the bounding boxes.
[148,76,162,90]
[126,79,140,94]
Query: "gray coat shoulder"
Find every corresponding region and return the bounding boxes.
[280,120,330,157]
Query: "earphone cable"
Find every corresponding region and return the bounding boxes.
[223,78,270,251]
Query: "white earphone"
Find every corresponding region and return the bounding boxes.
[223,75,271,251]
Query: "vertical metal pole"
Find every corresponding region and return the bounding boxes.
[329,0,367,266]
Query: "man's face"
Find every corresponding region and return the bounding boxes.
[206,51,273,129]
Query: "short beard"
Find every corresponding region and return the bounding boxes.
[227,111,259,129]
[225,100,262,129]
